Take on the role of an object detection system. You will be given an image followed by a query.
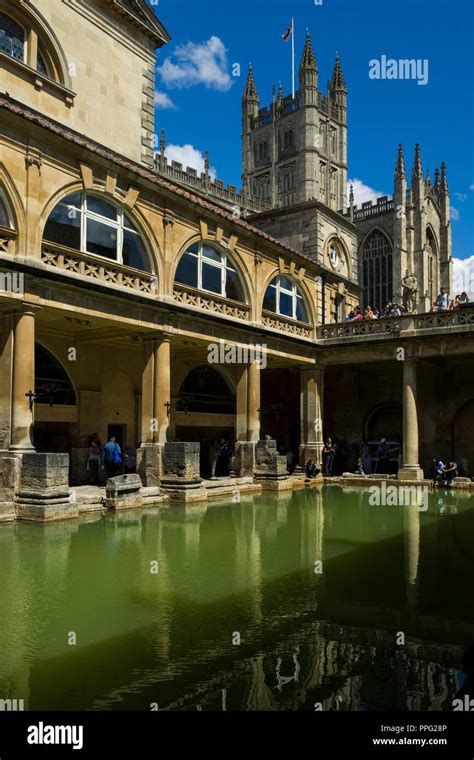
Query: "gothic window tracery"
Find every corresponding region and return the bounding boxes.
[362,230,393,311]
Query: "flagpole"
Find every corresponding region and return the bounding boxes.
[291,17,295,99]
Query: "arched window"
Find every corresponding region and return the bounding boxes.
[362,230,393,312]
[263,275,308,322]
[43,192,150,271]
[0,189,13,229]
[35,344,76,406]
[175,241,245,302]
[0,12,25,62]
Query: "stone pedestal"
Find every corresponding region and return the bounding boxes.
[104,474,143,511]
[0,455,21,518]
[254,439,289,483]
[231,441,257,478]
[160,442,206,503]
[137,444,163,486]
[16,453,77,522]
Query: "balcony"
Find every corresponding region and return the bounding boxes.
[317,306,474,343]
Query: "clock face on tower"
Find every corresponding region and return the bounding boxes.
[328,243,341,270]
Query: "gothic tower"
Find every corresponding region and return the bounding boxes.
[241,33,348,212]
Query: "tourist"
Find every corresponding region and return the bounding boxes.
[354,306,363,321]
[449,295,460,310]
[390,302,402,317]
[459,291,470,307]
[431,456,445,486]
[305,458,320,479]
[361,441,373,474]
[381,302,392,317]
[354,458,365,475]
[436,288,449,311]
[430,301,439,312]
[442,460,458,487]
[103,436,122,479]
[364,305,375,320]
[124,444,136,474]
[322,437,336,476]
[209,440,219,479]
[345,308,355,322]
[87,433,103,485]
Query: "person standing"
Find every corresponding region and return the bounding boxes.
[361,441,373,475]
[87,433,103,485]
[436,288,449,311]
[103,436,122,479]
[322,438,335,476]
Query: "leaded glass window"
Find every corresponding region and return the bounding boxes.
[362,231,393,312]
[0,12,25,62]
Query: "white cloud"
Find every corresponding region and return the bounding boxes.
[163,143,217,180]
[154,91,176,109]
[454,192,467,202]
[450,207,460,221]
[470,184,474,190]
[157,36,232,92]
[347,178,389,206]
[453,256,474,298]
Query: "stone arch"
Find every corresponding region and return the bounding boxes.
[40,185,162,280]
[359,227,394,312]
[0,162,26,254]
[0,0,73,88]
[260,269,315,326]
[177,364,236,415]
[34,341,77,405]
[452,399,474,477]
[363,402,402,443]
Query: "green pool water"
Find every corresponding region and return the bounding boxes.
[1,485,473,711]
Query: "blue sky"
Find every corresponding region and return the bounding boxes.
[151,0,474,271]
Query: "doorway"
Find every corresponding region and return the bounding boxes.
[107,424,127,452]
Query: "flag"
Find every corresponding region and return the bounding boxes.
[282,24,292,42]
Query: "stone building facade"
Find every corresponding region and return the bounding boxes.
[0,0,472,522]
[242,35,453,317]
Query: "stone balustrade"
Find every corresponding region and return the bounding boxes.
[41,242,157,295]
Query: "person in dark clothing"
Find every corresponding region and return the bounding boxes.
[431,457,445,486]
[103,436,122,479]
[322,438,335,476]
[305,459,320,479]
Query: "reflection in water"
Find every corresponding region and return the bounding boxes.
[0,486,473,711]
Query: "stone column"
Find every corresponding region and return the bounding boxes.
[10,307,36,451]
[399,359,424,481]
[153,337,171,445]
[299,365,324,468]
[137,335,171,486]
[247,359,261,443]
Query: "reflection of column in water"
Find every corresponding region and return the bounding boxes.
[221,688,226,711]
[243,655,275,710]
[234,502,262,625]
[403,505,420,608]
[147,517,172,662]
[275,651,301,691]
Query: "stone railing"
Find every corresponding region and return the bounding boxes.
[262,310,313,340]
[41,242,157,295]
[317,306,474,341]
[173,284,251,320]
[318,317,402,340]
[353,197,394,221]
